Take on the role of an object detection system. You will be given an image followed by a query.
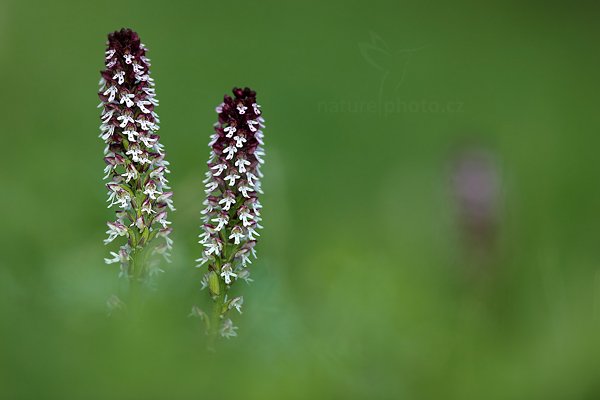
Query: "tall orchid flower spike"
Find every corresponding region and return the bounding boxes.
[98,28,174,286]
[195,87,265,341]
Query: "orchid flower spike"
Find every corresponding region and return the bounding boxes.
[194,87,265,339]
[99,28,174,283]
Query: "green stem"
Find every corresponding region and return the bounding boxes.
[207,281,225,351]
[127,248,146,314]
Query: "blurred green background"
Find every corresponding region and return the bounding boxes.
[2,0,600,398]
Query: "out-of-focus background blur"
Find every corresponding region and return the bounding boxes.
[1,0,600,398]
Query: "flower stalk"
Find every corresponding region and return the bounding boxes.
[98,28,174,291]
[195,87,265,341]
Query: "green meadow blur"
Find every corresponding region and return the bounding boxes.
[2,0,600,398]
